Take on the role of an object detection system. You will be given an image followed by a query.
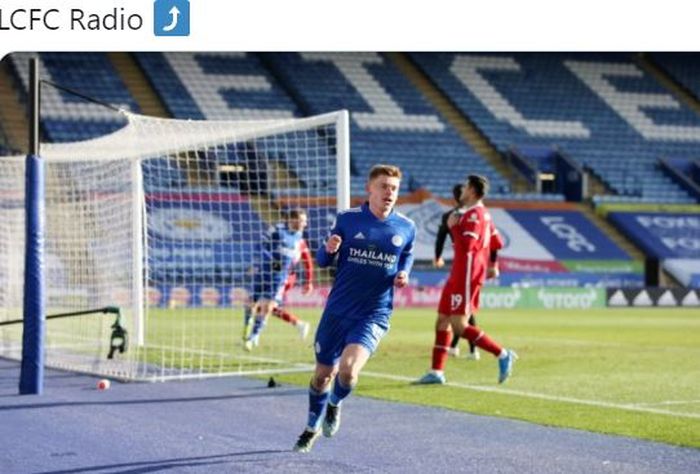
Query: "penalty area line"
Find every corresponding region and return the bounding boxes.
[361,370,700,420]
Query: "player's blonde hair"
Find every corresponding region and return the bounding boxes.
[368,164,402,181]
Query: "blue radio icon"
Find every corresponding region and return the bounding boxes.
[154,0,190,36]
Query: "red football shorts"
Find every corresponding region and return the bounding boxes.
[438,278,482,316]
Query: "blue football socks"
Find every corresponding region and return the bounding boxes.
[307,384,331,431]
[329,375,353,406]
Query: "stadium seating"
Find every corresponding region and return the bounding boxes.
[10,53,139,142]
[135,52,338,195]
[260,52,510,198]
[650,53,700,101]
[661,157,700,193]
[10,51,698,204]
[142,158,189,190]
[693,160,700,186]
[411,53,699,204]
[134,52,300,120]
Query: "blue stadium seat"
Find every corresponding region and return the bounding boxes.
[135,53,336,196]
[134,52,299,120]
[142,158,188,191]
[10,53,139,143]
[650,53,700,101]
[411,53,699,204]
[260,52,510,198]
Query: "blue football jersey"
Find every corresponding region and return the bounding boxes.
[316,202,416,325]
[258,223,304,284]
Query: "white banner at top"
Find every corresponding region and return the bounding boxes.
[0,0,697,59]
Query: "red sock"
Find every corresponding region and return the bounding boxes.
[461,326,502,356]
[272,307,299,325]
[431,330,451,371]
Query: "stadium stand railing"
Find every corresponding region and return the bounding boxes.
[659,158,700,201]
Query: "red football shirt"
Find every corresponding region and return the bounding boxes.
[448,202,493,288]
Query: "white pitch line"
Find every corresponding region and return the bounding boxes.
[361,370,700,420]
[630,400,700,408]
[118,346,700,420]
[507,335,700,353]
[27,336,698,420]
[145,342,303,365]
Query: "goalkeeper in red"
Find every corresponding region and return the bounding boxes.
[293,164,416,453]
[416,174,516,385]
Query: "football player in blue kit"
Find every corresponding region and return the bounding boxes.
[293,164,416,453]
[244,208,310,350]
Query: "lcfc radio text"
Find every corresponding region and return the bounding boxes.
[0,8,144,31]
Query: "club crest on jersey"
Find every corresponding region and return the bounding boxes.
[391,234,403,247]
[468,213,478,222]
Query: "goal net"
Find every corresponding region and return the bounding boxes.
[0,110,350,381]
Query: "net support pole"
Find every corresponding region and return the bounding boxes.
[19,57,45,395]
[336,110,351,211]
[131,157,145,346]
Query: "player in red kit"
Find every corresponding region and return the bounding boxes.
[416,175,516,384]
[437,183,504,360]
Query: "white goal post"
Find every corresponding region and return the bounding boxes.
[0,110,350,381]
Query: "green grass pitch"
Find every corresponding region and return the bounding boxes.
[144,306,700,448]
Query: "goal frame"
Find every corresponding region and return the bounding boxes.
[16,101,350,385]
